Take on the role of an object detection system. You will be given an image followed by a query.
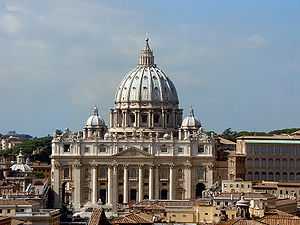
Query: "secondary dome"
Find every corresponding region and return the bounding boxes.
[115,39,179,106]
[10,152,32,173]
[86,106,105,127]
[181,107,201,129]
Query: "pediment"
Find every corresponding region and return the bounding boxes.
[114,147,152,157]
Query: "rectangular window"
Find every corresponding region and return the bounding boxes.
[177,147,183,153]
[141,114,148,123]
[154,114,160,123]
[64,168,70,179]
[161,146,168,153]
[99,167,107,178]
[7,209,10,214]
[118,147,123,152]
[196,167,205,180]
[63,144,70,152]
[198,145,204,153]
[84,147,89,153]
[143,147,149,152]
[99,145,106,152]
[129,168,137,178]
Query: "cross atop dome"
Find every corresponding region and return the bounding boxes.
[189,106,195,117]
[92,105,99,116]
[139,38,155,66]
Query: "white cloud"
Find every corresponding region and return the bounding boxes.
[0,13,22,33]
[246,34,268,49]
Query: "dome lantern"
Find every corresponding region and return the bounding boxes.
[139,38,155,66]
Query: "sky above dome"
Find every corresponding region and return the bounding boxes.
[0,0,300,136]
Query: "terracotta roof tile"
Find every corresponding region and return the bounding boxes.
[258,215,300,225]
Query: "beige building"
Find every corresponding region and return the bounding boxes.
[51,39,216,211]
[222,180,253,193]
[236,133,300,182]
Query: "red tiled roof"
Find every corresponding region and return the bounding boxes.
[112,213,152,224]
[218,219,267,225]
[258,215,300,225]
[88,208,110,225]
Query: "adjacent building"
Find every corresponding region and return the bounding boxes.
[236,133,300,182]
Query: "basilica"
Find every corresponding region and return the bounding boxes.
[51,39,216,210]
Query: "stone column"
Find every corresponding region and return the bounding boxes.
[169,164,174,200]
[91,163,98,204]
[162,110,166,128]
[73,160,81,210]
[110,109,114,128]
[112,165,118,208]
[184,164,192,199]
[151,111,154,128]
[107,166,113,206]
[123,165,128,204]
[138,165,143,202]
[52,159,61,208]
[206,163,214,187]
[136,110,140,127]
[148,111,152,128]
[149,166,154,200]
[154,165,159,199]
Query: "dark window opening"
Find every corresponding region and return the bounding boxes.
[63,144,70,152]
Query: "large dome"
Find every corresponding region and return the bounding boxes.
[115,39,179,106]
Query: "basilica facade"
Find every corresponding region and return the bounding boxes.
[51,39,216,210]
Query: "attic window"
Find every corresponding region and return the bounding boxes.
[135,76,139,79]
[63,144,70,152]
[143,76,148,79]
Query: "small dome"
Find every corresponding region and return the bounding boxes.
[11,164,32,173]
[86,106,105,128]
[236,196,250,207]
[181,107,201,129]
[163,133,170,139]
[104,133,111,140]
[10,151,32,173]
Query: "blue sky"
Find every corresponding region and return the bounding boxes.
[0,0,300,136]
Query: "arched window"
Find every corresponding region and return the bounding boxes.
[268,159,273,169]
[290,172,295,180]
[275,172,281,181]
[247,172,253,180]
[282,172,288,181]
[296,172,300,181]
[254,172,260,180]
[261,172,266,180]
[268,172,274,181]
